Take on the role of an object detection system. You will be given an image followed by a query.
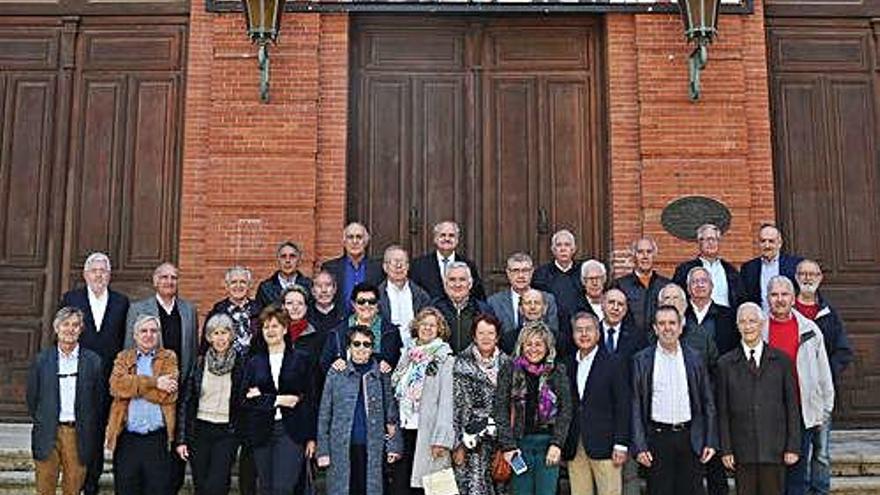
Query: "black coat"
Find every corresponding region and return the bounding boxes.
[672,258,745,308]
[599,319,648,364]
[740,254,802,306]
[239,346,316,446]
[409,251,486,301]
[176,355,245,446]
[255,270,313,310]
[717,345,801,464]
[532,261,584,325]
[810,294,854,388]
[611,271,670,337]
[307,304,346,334]
[630,344,718,457]
[685,302,738,357]
[27,346,105,462]
[321,256,385,309]
[563,349,630,461]
[59,287,130,379]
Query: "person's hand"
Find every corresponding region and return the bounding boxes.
[545,445,561,466]
[721,454,735,471]
[274,394,300,408]
[387,452,401,464]
[700,447,716,464]
[246,387,261,399]
[175,444,189,461]
[636,451,653,468]
[380,360,393,374]
[452,446,466,466]
[156,375,177,393]
[431,445,448,459]
[332,359,347,372]
[385,424,396,440]
[317,455,330,468]
[783,451,800,466]
[611,449,627,467]
[304,440,316,458]
[502,449,520,463]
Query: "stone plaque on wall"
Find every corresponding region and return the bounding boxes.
[661,196,732,241]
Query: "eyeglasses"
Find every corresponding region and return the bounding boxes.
[355,298,378,306]
[350,340,373,348]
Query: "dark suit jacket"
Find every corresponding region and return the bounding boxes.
[321,255,384,309]
[600,319,648,363]
[60,287,130,379]
[255,270,314,310]
[740,254,803,306]
[409,251,486,301]
[27,346,105,462]
[319,317,403,374]
[685,302,738,357]
[717,345,801,464]
[611,271,670,337]
[673,257,745,308]
[487,289,559,337]
[631,344,718,457]
[377,279,432,326]
[563,349,630,460]
[125,296,199,384]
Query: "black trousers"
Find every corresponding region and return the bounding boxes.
[350,443,368,495]
[705,453,729,495]
[191,420,238,495]
[238,444,257,495]
[735,463,785,495]
[83,391,111,495]
[252,421,304,495]
[113,429,172,495]
[646,426,704,495]
[388,429,424,495]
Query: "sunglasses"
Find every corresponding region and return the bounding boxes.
[350,340,373,348]
[355,298,378,306]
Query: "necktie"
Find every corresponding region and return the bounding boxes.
[441,257,449,279]
[605,327,616,353]
[748,349,758,374]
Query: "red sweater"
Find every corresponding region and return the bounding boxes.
[769,316,801,400]
[795,300,820,320]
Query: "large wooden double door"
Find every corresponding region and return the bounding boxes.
[348,15,607,292]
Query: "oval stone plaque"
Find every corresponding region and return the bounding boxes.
[661,196,731,241]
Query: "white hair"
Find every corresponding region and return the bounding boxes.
[580,259,607,281]
[225,265,252,284]
[84,252,112,272]
[551,229,576,249]
[767,275,795,294]
[445,261,472,283]
[736,302,766,322]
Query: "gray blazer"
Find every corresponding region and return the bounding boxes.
[125,296,199,383]
[487,289,559,336]
[27,346,104,462]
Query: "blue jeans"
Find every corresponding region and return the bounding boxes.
[807,421,831,495]
[785,424,820,495]
[511,434,559,495]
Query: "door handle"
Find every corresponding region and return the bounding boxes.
[537,207,549,235]
[408,207,420,235]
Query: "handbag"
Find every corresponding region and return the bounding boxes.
[490,449,512,483]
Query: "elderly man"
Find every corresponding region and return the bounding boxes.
[612,238,670,338]
[764,275,834,495]
[488,252,559,337]
[631,306,717,495]
[577,259,609,321]
[255,240,313,309]
[378,245,431,349]
[58,252,130,495]
[685,266,738,357]
[106,315,179,495]
[717,302,801,495]
[657,283,719,370]
[562,311,630,495]
[409,220,486,300]
[794,259,853,495]
[533,229,584,322]
[741,224,803,311]
[432,261,493,353]
[307,270,345,334]
[125,262,197,494]
[673,223,744,308]
[599,288,648,361]
[498,288,554,354]
[322,222,384,313]
[27,307,104,495]
[204,266,261,356]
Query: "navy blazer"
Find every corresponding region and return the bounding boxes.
[740,254,803,306]
[255,270,314,310]
[321,255,384,309]
[630,344,718,458]
[60,287,130,377]
[599,319,648,364]
[240,346,316,446]
[409,251,486,301]
[563,348,631,461]
[673,258,745,308]
[319,318,403,374]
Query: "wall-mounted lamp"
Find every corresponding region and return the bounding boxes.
[678,0,722,101]
[242,0,285,103]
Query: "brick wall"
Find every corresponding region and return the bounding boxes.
[179,3,774,313]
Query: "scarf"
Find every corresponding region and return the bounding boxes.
[511,356,558,423]
[288,319,309,342]
[393,339,452,422]
[472,345,500,385]
[206,347,236,376]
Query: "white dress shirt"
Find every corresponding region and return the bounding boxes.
[651,344,692,424]
[589,301,604,321]
[742,340,764,369]
[511,290,521,327]
[436,252,456,281]
[269,351,283,420]
[58,345,79,422]
[87,288,108,332]
[387,281,416,348]
[690,302,710,325]
[760,257,779,312]
[576,346,599,399]
[155,294,176,315]
[701,258,731,307]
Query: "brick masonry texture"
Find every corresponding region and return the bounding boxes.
[180,2,774,311]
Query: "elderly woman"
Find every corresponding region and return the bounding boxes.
[496,321,572,495]
[176,314,243,495]
[390,307,456,495]
[317,326,403,495]
[240,305,316,495]
[203,266,261,357]
[452,314,511,495]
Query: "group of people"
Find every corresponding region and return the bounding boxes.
[26,219,853,495]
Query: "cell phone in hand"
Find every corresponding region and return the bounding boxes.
[508,452,528,475]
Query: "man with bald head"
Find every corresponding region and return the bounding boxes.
[409,220,486,301]
[321,222,384,313]
[613,237,670,338]
[741,224,803,311]
[599,288,647,361]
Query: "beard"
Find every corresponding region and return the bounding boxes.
[799,280,819,295]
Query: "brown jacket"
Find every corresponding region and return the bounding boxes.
[105,348,178,452]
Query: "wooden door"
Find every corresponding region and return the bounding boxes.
[349,16,606,294]
[768,17,880,426]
